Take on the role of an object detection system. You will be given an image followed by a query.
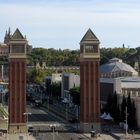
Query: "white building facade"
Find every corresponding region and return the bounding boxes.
[61,73,80,99]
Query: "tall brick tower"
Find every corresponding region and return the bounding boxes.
[8,29,28,134]
[80,29,100,132]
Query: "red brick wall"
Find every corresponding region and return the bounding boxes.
[9,58,26,124]
[80,60,100,123]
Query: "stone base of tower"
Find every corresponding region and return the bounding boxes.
[80,122,100,133]
[8,123,28,134]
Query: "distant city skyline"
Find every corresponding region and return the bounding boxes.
[0,0,140,49]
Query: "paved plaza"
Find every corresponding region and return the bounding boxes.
[1,104,140,140]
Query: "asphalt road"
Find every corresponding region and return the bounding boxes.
[41,132,90,140]
[26,105,77,131]
[27,106,59,122]
[26,105,90,140]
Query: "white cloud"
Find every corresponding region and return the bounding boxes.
[0,1,140,49]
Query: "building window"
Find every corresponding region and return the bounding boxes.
[11,45,25,53]
[80,45,83,53]
[85,45,98,53]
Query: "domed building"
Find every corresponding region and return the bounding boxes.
[100,58,138,78]
[100,58,140,128]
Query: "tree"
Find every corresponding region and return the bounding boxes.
[105,92,113,113]
[131,101,137,129]
[69,86,80,106]
[120,94,137,129]
[105,92,121,123]
[121,95,127,122]
[127,93,132,127]
[127,94,137,129]
[111,91,120,122]
[51,82,61,99]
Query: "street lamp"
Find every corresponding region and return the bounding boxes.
[125,106,128,137]
[50,124,57,140]
[23,112,32,129]
[47,97,49,111]
[23,112,32,140]
[66,103,68,120]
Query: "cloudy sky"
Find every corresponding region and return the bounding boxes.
[0,0,140,49]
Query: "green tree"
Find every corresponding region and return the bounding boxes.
[105,93,113,113]
[111,91,120,122]
[51,82,61,99]
[127,93,132,127]
[131,101,137,129]
[69,86,80,106]
[27,68,56,84]
[127,94,137,129]
[121,95,127,122]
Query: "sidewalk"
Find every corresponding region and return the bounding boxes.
[7,133,36,140]
[84,133,117,140]
[0,117,7,130]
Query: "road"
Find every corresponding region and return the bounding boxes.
[39,132,90,140]
[0,103,117,139]
[27,106,60,122]
[26,105,91,140]
[26,104,78,131]
[26,104,119,140]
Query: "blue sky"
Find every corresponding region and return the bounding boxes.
[0,0,140,49]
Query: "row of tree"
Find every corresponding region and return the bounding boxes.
[27,45,140,67]
[27,48,80,66]
[104,92,137,129]
[69,87,138,129]
[26,68,79,84]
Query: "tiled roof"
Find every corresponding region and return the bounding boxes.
[11,28,24,39]
[80,28,99,42]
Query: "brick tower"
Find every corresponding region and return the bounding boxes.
[8,29,28,134]
[80,29,100,132]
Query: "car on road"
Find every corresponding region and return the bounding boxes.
[35,100,42,107]
[28,126,34,132]
[62,98,70,104]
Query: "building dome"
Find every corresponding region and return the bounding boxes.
[100,58,138,78]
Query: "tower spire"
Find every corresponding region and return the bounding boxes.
[5,30,7,36]
[8,27,11,35]
[4,27,11,44]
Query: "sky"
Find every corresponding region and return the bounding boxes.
[0,0,140,50]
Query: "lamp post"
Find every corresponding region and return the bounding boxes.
[23,112,32,129]
[48,97,49,111]
[66,104,68,120]
[125,106,128,137]
[50,124,56,140]
[23,112,32,140]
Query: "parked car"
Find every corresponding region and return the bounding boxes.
[62,98,70,104]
